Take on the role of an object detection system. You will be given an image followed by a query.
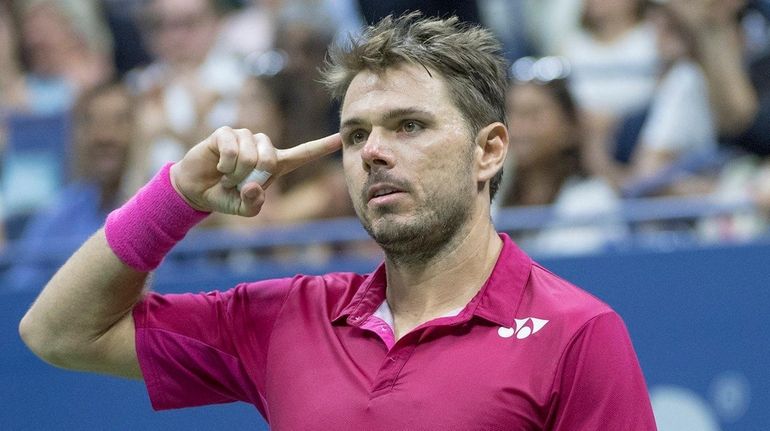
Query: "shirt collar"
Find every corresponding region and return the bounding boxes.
[333,262,388,325]
[332,233,532,328]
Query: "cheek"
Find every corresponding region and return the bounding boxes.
[341,151,361,186]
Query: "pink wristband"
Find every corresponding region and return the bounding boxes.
[105,163,210,271]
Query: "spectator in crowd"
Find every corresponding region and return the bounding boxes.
[5,81,136,289]
[497,58,625,255]
[667,0,770,154]
[664,0,770,241]
[498,60,585,208]
[262,4,356,222]
[0,1,24,111]
[123,0,246,194]
[1,0,115,240]
[101,0,153,76]
[216,0,277,63]
[636,3,716,171]
[217,0,363,62]
[0,0,113,114]
[559,0,659,186]
[619,2,718,196]
[562,0,658,115]
[0,2,17,230]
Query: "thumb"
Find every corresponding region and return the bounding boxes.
[238,183,266,217]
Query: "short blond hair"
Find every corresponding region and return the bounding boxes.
[321,12,508,199]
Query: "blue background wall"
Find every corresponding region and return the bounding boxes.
[2,241,768,430]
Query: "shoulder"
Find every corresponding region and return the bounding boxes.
[662,60,707,90]
[519,263,615,333]
[236,272,369,296]
[234,271,372,314]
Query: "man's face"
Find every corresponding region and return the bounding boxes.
[144,0,219,67]
[340,64,478,262]
[78,89,134,185]
[21,4,79,76]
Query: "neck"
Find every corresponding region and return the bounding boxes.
[384,207,503,338]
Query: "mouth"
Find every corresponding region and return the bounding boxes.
[366,183,407,204]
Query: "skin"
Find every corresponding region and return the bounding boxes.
[505,83,577,206]
[18,62,509,376]
[17,130,342,379]
[21,3,80,77]
[76,88,135,194]
[10,2,112,100]
[666,0,758,136]
[583,0,642,41]
[340,64,508,338]
[507,84,574,172]
[144,0,221,69]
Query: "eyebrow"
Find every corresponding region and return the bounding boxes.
[340,108,435,130]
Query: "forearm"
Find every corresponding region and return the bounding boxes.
[17,129,341,378]
[19,164,207,377]
[696,26,759,136]
[19,229,147,374]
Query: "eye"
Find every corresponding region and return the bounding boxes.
[400,120,423,134]
[348,129,369,146]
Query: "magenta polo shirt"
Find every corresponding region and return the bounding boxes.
[133,234,657,430]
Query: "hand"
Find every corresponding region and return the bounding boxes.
[170,127,342,216]
[667,0,745,33]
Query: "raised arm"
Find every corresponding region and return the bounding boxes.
[669,0,759,136]
[18,127,342,379]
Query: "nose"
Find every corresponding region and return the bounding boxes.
[360,128,394,172]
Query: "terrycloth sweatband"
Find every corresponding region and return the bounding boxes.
[105,163,210,271]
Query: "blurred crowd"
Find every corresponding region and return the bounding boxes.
[1,0,770,283]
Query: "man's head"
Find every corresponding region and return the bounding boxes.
[140,0,221,68]
[72,81,135,192]
[321,12,508,200]
[321,13,509,264]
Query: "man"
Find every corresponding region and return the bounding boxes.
[19,13,657,430]
[7,81,136,289]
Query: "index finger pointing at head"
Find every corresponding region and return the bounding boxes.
[275,133,342,176]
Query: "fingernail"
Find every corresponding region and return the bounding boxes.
[245,187,259,200]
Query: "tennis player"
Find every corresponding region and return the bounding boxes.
[20,13,656,430]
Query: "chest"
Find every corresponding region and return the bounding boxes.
[261,318,559,431]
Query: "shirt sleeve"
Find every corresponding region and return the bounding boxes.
[132,277,295,413]
[546,311,657,430]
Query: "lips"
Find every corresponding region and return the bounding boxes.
[367,184,406,202]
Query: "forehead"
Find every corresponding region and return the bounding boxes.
[83,89,131,115]
[340,64,460,122]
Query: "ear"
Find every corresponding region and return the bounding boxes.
[474,122,509,183]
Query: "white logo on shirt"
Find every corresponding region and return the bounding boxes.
[498,317,549,339]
